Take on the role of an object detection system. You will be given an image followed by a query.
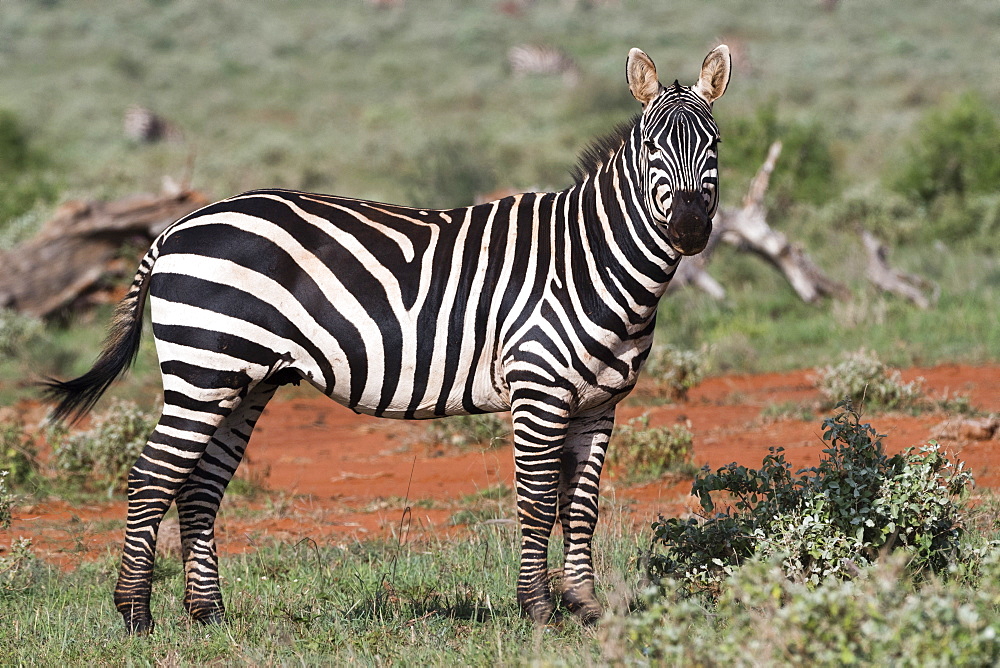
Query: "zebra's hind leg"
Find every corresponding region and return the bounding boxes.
[114,374,251,635]
[510,388,571,624]
[557,407,614,625]
[175,382,278,625]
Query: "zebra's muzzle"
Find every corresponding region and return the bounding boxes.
[667,190,712,255]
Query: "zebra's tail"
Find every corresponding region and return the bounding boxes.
[42,245,158,423]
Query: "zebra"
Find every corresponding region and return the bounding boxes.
[506,44,581,85]
[44,45,730,633]
[123,104,184,144]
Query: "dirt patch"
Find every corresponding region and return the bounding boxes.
[3,363,999,569]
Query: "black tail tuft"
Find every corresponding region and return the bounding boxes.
[42,323,143,424]
[41,266,151,424]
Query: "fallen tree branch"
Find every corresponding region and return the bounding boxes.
[673,141,849,303]
[0,189,209,318]
[861,230,938,309]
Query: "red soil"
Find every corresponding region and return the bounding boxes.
[3,364,999,570]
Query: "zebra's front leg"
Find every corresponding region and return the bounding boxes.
[175,383,277,625]
[558,406,614,624]
[511,390,571,624]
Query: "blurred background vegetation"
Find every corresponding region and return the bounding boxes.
[0,0,999,404]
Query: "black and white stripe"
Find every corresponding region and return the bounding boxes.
[45,45,731,632]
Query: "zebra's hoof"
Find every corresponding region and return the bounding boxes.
[123,615,155,635]
[519,598,557,625]
[193,611,226,626]
[563,597,603,626]
[188,605,226,626]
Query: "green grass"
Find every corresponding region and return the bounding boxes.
[0,521,646,665]
[2,507,999,665]
[2,5,1000,661]
[1,1,998,405]
[655,241,1000,374]
[1,1,999,205]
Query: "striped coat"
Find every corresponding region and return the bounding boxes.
[45,45,731,632]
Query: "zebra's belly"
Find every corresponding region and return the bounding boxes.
[323,357,510,420]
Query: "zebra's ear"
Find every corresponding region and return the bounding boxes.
[694,45,731,104]
[626,48,661,107]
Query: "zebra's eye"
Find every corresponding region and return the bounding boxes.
[643,140,658,154]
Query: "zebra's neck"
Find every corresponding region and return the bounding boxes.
[560,135,680,328]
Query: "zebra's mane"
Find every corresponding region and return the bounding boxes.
[571,114,640,184]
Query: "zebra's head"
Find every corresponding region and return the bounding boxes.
[627,45,731,256]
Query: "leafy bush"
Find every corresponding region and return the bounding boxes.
[817,186,921,245]
[0,420,38,488]
[719,102,839,209]
[888,94,1000,251]
[815,348,925,411]
[924,192,1000,251]
[643,344,707,401]
[0,310,46,358]
[609,415,695,483]
[625,555,1000,666]
[0,110,57,226]
[0,536,36,595]
[426,413,510,449]
[49,399,157,495]
[891,93,1000,206]
[648,402,972,598]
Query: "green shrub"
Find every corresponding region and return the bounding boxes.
[609,414,695,483]
[719,102,839,209]
[0,310,46,358]
[49,399,157,495]
[815,348,925,411]
[648,402,972,598]
[0,110,57,226]
[426,412,510,449]
[644,344,707,401]
[626,555,1000,666]
[924,192,1000,251]
[0,420,38,488]
[817,186,921,245]
[887,94,1000,251]
[404,138,499,208]
[0,536,36,595]
[891,93,1000,206]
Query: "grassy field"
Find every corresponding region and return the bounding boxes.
[1,1,998,398]
[3,506,999,665]
[0,513,645,664]
[3,2,1000,664]
[3,426,1000,665]
[1,1,999,203]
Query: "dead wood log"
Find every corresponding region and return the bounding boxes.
[719,142,848,303]
[860,230,938,309]
[672,141,849,303]
[0,190,209,318]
